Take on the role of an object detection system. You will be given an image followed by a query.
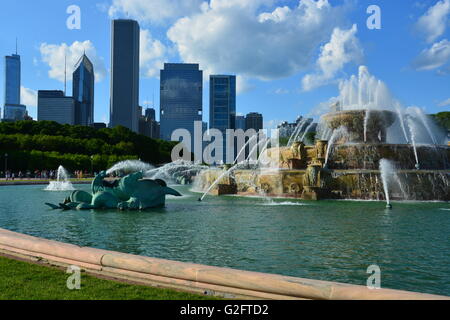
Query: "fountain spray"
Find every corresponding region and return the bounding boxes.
[407,117,420,170]
[324,127,348,167]
[45,166,75,191]
[379,159,393,209]
[288,118,309,147]
[199,135,259,201]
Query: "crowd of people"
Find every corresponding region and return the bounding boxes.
[1,170,92,181]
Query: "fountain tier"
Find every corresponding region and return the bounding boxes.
[195,109,449,202]
[322,110,396,143]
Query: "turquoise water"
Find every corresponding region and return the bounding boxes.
[0,184,449,296]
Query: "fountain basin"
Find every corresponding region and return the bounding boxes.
[322,109,396,143]
[327,144,450,170]
[195,168,450,201]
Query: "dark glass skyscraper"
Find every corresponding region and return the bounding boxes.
[145,107,156,121]
[235,115,246,130]
[3,53,26,120]
[73,54,94,126]
[160,63,203,144]
[4,54,20,105]
[209,75,236,162]
[110,19,140,132]
[209,75,236,133]
[245,112,263,131]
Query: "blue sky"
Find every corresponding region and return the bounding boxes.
[0,0,449,127]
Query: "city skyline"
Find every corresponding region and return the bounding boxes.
[0,0,449,129]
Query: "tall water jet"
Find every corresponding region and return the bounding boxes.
[233,134,259,165]
[324,127,348,167]
[288,118,309,147]
[199,134,260,201]
[407,117,420,169]
[198,166,236,201]
[410,107,438,145]
[394,102,409,143]
[300,122,316,144]
[257,139,272,163]
[246,137,269,164]
[379,159,393,209]
[363,110,371,142]
[45,166,75,191]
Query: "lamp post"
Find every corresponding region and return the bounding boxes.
[4,153,8,173]
[90,155,94,177]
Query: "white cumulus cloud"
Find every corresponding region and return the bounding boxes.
[413,39,450,71]
[40,40,107,83]
[415,0,450,43]
[438,97,450,107]
[140,29,167,77]
[302,24,362,91]
[109,0,204,25]
[21,86,37,107]
[167,0,347,81]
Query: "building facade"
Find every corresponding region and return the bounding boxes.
[209,75,236,163]
[160,63,203,148]
[235,115,246,131]
[73,54,95,126]
[209,75,236,133]
[110,19,140,133]
[91,122,107,130]
[245,112,263,131]
[139,116,160,139]
[3,53,26,121]
[277,116,315,139]
[4,54,20,105]
[145,107,156,121]
[3,104,26,120]
[38,90,75,125]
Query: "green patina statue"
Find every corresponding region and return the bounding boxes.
[45,171,182,211]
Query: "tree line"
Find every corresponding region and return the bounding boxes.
[431,112,450,132]
[0,121,176,172]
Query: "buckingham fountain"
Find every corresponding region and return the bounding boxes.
[195,67,450,204]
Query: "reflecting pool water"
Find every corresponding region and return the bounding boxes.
[0,184,449,296]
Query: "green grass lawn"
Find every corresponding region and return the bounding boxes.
[0,255,216,300]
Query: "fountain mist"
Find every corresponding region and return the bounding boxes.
[106,160,154,175]
[45,166,75,191]
[145,160,208,185]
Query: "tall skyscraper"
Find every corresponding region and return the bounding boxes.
[245,112,263,131]
[110,19,140,132]
[73,53,95,126]
[209,75,236,163]
[160,63,203,146]
[3,52,26,121]
[235,115,246,131]
[145,107,156,121]
[38,90,75,125]
[209,75,236,133]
